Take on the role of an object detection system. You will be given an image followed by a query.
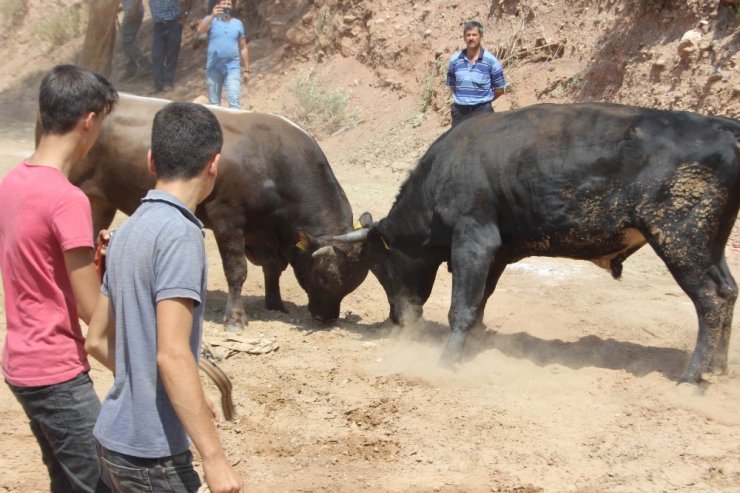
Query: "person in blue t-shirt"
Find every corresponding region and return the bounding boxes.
[446,20,507,127]
[197,0,250,109]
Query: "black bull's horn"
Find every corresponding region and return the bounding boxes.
[332,228,369,242]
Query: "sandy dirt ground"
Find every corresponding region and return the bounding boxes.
[1,101,740,493]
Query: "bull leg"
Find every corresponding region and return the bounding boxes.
[440,222,500,364]
[653,243,737,383]
[263,263,288,313]
[710,257,737,372]
[472,260,507,330]
[212,227,249,333]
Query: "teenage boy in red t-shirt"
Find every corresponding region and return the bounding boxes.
[0,64,118,492]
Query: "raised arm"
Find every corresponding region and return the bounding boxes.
[197,3,221,34]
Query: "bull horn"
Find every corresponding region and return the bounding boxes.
[312,245,336,258]
[333,228,369,242]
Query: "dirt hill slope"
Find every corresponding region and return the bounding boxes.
[1,0,738,122]
[4,0,737,189]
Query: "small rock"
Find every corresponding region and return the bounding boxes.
[706,73,723,84]
[680,29,702,44]
[677,29,702,60]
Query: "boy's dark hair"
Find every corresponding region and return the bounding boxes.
[463,20,484,35]
[39,64,118,135]
[151,102,223,180]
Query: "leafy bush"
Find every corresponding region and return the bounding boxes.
[36,4,86,46]
[284,68,359,135]
[419,59,446,113]
[315,5,337,37]
[1,0,27,25]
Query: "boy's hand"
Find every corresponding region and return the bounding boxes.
[94,230,111,282]
[203,455,242,493]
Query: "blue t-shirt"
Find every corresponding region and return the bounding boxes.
[94,190,207,458]
[446,48,506,106]
[206,17,245,71]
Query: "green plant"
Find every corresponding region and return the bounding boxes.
[419,58,445,113]
[36,4,86,46]
[284,68,359,135]
[1,0,27,25]
[735,5,740,23]
[315,5,337,37]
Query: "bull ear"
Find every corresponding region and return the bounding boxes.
[296,230,319,251]
[380,235,390,251]
[367,228,390,252]
[355,212,373,229]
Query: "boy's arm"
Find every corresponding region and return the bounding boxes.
[85,292,116,372]
[64,247,100,325]
[156,298,242,493]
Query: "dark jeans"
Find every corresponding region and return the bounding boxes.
[121,9,147,73]
[451,101,494,127]
[152,20,182,90]
[97,444,201,493]
[7,372,109,493]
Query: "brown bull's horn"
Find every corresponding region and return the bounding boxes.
[332,228,369,242]
[312,245,335,257]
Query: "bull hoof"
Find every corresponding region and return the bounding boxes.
[266,301,289,313]
[225,321,245,333]
[438,347,462,370]
[438,356,460,372]
[223,308,248,332]
[678,370,708,385]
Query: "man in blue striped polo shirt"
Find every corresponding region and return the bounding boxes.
[446,20,506,127]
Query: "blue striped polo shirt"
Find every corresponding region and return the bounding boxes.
[446,48,506,106]
[149,0,180,22]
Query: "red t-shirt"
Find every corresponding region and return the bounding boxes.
[0,161,94,386]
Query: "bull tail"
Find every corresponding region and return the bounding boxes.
[199,358,236,421]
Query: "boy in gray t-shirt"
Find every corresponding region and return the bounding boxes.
[86,102,242,492]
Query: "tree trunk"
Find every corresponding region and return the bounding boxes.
[78,0,120,78]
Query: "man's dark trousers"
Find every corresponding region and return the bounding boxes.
[152,19,182,91]
[451,101,494,127]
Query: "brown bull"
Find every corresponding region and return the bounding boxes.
[56,93,368,330]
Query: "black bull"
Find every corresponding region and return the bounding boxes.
[63,93,368,328]
[336,102,740,383]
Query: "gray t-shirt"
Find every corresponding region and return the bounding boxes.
[94,190,207,458]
